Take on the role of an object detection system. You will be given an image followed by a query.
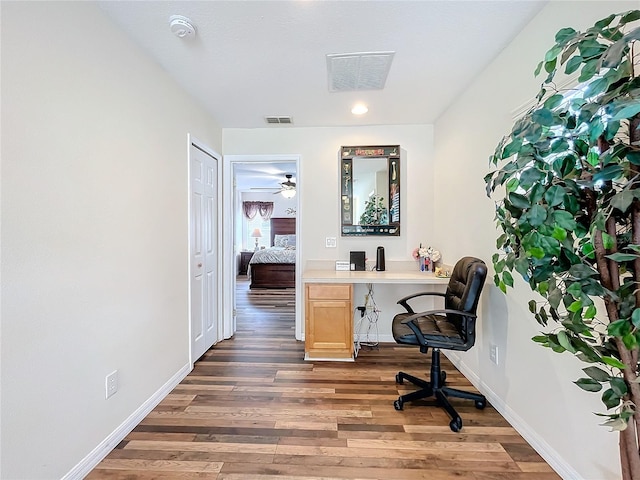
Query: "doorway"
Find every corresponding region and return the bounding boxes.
[222,154,302,341]
[189,136,222,364]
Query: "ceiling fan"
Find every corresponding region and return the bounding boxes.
[248,174,296,198]
[276,174,296,198]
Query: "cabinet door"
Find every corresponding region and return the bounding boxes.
[305,284,353,360]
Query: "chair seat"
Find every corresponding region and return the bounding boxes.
[392,313,466,349]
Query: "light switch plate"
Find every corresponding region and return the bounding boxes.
[325,237,337,248]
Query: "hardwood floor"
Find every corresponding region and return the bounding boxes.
[87,279,560,479]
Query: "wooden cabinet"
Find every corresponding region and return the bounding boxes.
[239,251,254,276]
[305,283,353,360]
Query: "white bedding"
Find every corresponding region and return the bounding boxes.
[249,247,296,264]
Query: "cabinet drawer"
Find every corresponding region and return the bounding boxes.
[307,284,351,300]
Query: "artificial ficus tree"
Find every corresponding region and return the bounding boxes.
[485,10,640,480]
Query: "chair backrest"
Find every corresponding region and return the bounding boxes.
[444,257,487,341]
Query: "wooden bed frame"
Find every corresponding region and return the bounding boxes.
[249,217,296,289]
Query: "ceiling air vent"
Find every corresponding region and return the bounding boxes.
[265,116,293,125]
[326,51,395,92]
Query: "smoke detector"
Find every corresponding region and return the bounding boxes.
[169,15,196,39]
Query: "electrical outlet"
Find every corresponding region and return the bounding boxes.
[105,370,118,399]
[489,344,499,365]
[325,237,337,248]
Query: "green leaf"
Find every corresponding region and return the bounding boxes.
[606,253,639,262]
[602,232,615,250]
[587,150,600,167]
[506,177,519,192]
[555,27,577,44]
[534,61,543,76]
[602,356,626,370]
[585,304,597,319]
[567,282,582,299]
[544,185,565,207]
[585,77,610,98]
[544,94,564,110]
[545,58,557,74]
[602,388,621,409]
[607,319,630,337]
[501,271,513,288]
[610,377,628,397]
[532,108,554,126]
[611,190,636,213]
[578,59,599,82]
[508,192,530,209]
[528,204,547,226]
[552,225,567,242]
[539,281,549,296]
[557,331,576,353]
[554,210,577,230]
[567,300,583,313]
[584,366,610,382]
[528,300,537,313]
[623,332,637,350]
[528,246,545,259]
[611,103,640,121]
[621,10,640,24]
[502,138,523,158]
[631,309,640,329]
[594,14,615,29]
[565,55,583,75]
[575,378,602,392]
[548,287,562,310]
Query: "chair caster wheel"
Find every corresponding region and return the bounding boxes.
[394,399,404,411]
[395,374,403,384]
[449,417,462,432]
[475,399,487,409]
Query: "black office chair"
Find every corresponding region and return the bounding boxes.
[392,256,487,432]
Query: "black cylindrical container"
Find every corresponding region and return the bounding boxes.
[376,246,386,271]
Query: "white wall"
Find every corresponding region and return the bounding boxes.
[433,2,638,479]
[224,125,436,339]
[0,2,221,478]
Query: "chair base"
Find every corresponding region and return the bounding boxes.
[393,348,487,432]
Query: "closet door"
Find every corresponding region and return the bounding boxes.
[190,142,219,362]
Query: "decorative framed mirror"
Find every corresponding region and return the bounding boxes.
[340,145,400,236]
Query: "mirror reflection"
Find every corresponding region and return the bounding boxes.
[341,145,400,236]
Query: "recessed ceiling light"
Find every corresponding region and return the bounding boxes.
[351,104,369,115]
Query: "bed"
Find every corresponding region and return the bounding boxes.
[248,217,296,289]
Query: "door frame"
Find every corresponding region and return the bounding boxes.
[188,134,223,368]
[222,154,302,340]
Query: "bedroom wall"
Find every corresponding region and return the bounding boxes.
[239,191,297,250]
[1,2,221,478]
[432,1,638,478]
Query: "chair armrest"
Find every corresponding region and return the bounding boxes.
[400,309,476,347]
[397,292,446,314]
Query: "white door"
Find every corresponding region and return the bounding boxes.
[190,142,219,362]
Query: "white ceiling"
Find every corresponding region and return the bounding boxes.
[98,0,547,129]
[97,0,548,188]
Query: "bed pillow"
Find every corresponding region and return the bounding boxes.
[287,235,296,248]
[274,234,289,247]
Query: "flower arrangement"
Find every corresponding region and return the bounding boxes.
[412,244,441,272]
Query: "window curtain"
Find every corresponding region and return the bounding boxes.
[243,201,274,220]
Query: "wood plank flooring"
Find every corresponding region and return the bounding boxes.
[87,279,560,479]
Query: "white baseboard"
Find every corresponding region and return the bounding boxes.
[444,352,581,480]
[62,362,192,480]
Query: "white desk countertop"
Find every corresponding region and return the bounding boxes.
[302,269,450,284]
